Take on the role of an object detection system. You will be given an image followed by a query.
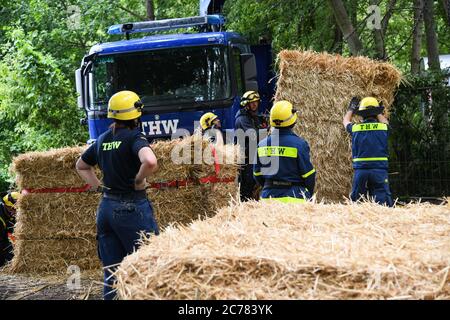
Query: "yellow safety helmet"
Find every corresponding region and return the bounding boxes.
[107,90,143,121]
[200,112,219,130]
[3,192,20,208]
[359,97,379,110]
[356,97,384,117]
[270,100,298,128]
[240,91,260,107]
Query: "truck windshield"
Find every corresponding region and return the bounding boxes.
[89,45,231,110]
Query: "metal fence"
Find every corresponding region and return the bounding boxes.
[389,156,450,200]
[388,127,450,201]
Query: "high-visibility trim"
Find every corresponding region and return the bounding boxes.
[301,168,316,178]
[353,157,388,162]
[352,123,388,132]
[253,171,262,176]
[261,197,306,203]
[0,216,6,229]
[3,198,14,207]
[258,146,297,158]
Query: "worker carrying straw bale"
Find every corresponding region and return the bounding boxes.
[76,90,159,300]
[253,101,316,203]
[275,50,402,202]
[343,97,393,206]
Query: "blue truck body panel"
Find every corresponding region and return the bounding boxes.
[251,44,275,116]
[87,97,241,141]
[84,31,273,142]
[89,32,244,55]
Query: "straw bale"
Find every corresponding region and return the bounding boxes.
[147,181,238,230]
[275,50,402,202]
[10,136,240,275]
[9,239,100,275]
[14,193,100,240]
[12,136,240,188]
[115,201,450,300]
[12,146,88,190]
[149,134,240,182]
[209,180,239,210]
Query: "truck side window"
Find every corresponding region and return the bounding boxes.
[232,48,244,95]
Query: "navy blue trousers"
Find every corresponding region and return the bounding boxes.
[0,239,13,267]
[350,168,393,207]
[96,197,159,300]
[238,164,257,202]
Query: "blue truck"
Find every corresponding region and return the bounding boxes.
[75,13,274,142]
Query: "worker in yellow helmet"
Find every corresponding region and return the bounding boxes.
[235,90,268,201]
[343,96,393,206]
[76,90,159,300]
[253,101,316,203]
[199,112,223,144]
[1,191,20,266]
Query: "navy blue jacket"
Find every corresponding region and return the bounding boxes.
[235,109,260,132]
[253,128,316,199]
[346,119,389,169]
[235,109,262,163]
[0,203,14,243]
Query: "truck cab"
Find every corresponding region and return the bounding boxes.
[76,15,273,142]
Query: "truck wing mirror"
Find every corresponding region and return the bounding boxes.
[75,68,84,109]
[240,53,259,91]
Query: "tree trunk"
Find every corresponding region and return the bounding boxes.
[328,0,364,56]
[382,0,397,35]
[423,0,441,70]
[442,0,450,26]
[370,0,386,60]
[349,0,358,27]
[146,0,155,20]
[411,0,424,74]
[330,21,344,54]
[117,4,147,21]
[369,0,397,60]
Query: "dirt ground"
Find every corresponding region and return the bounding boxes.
[0,272,103,300]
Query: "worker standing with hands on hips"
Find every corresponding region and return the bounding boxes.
[0,191,20,267]
[76,90,159,300]
[343,96,393,207]
[235,91,266,201]
[253,101,316,203]
[199,112,224,145]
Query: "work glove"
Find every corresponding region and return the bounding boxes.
[379,101,385,113]
[348,96,361,113]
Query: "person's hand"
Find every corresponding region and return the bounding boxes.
[348,96,360,113]
[88,185,103,193]
[134,178,147,191]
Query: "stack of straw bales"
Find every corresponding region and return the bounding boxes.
[10,147,101,274]
[9,135,240,274]
[275,50,402,202]
[115,201,450,300]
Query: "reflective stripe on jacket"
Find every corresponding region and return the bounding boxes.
[347,120,389,169]
[253,128,315,201]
